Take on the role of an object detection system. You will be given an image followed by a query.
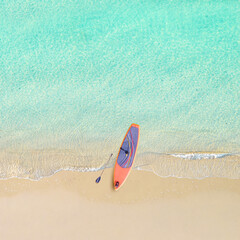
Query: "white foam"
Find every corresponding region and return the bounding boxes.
[171,153,230,160]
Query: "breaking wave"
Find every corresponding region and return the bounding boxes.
[170,153,233,160]
[0,149,240,180]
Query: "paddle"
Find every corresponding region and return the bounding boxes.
[95,153,113,183]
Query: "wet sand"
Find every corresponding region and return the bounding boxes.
[0,169,240,240]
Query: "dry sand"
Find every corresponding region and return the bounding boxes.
[0,169,240,240]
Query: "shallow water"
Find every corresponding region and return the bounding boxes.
[0,0,239,179]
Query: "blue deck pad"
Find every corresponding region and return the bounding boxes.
[117,125,139,168]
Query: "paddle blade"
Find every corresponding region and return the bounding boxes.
[95,176,101,183]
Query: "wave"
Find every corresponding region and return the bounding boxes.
[170,153,234,160]
[135,152,240,179]
[0,150,240,180]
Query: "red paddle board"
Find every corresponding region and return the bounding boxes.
[113,123,140,190]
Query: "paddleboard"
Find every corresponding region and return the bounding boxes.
[113,123,140,190]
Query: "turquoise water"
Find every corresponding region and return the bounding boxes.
[0,0,240,179]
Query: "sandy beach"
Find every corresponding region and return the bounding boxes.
[1,0,240,239]
[0,169,240,240]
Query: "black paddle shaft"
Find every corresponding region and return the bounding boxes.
[95,153,113,184]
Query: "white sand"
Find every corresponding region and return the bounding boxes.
[0,170,240,240]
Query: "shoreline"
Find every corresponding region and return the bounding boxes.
[1,169,240,202]
[0,149,240,180]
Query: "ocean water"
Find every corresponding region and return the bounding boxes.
[0,0,240,180]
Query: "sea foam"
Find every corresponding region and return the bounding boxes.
[170,153,232,160]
